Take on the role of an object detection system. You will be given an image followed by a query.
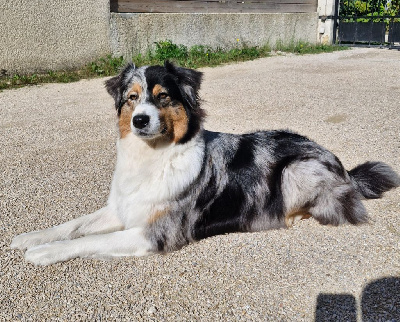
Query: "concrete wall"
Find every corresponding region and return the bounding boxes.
[0,0,111,74]
[0,1,323,75]
[110,13,319,58]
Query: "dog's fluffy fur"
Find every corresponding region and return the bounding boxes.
[11,62,400,265]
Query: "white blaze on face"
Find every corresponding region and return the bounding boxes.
[131,103,161,138]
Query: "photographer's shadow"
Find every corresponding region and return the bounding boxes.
[315,277,400,321]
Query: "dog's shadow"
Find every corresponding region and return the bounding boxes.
[315,277,400,321]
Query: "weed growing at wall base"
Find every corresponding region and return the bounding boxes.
[274,40,346,54]
[0,41,347,90]
[0,55,124,90]
[133,40,272,68]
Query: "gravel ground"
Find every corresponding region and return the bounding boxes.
[1,47,399,321]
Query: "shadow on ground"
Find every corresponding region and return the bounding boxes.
[315,277,400,321]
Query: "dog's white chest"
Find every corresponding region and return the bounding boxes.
[108,133,204,228]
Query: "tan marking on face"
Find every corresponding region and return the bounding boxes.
[153,84,172,106]
[128,83,142,100]
[119,107,133,139]
[285,209,312,228]
[148,208,170,224]
[118,83,142,139]
[160,103,188,143]
[152,84,166,97]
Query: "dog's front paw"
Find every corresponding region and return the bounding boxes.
[11,231,46,251]
[25,242,71,266]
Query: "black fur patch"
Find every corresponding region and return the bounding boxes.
[264,155,298,218]
[204,131,221,144]
[193,184,245,240]
[145,66,183,104]
[156,234,166,252]
[195,172,218,211]
[322,156,347,178]
[271,130,309,148]
[144,63,205,144]
[228,135,256,171]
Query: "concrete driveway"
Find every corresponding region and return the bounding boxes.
[1,47,399,320]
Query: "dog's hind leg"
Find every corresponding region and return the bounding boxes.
[307,184,368,226]
[282,158,368,227]
[11,207,124,251]
[285,209,312,227]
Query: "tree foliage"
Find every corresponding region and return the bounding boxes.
[340,0,400,16]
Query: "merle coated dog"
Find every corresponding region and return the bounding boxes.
[11,62,400,265]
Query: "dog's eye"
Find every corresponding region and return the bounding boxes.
[129,94,138,101]
[158,93,168,100]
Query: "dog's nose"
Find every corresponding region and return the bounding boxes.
[132,114,150,129]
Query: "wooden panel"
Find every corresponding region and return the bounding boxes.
[110,0,318,13]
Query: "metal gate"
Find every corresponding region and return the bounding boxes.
[334,0,400,48]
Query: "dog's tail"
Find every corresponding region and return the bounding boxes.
[348,161,400,199]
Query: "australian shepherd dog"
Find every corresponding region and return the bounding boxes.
[11,62,400,265]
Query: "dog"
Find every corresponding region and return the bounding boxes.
[11,61,400,265]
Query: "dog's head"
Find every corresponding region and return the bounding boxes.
[105,61,205,144]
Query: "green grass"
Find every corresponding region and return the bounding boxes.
[132,40,273,69]
[274,40,348,54]
[0,55,125,91]
[0,41,347,91]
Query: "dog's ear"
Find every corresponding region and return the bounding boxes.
[105,63,135,113]
[164,61,202,93]
[164,61,203,108]
[105,74,122,110]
